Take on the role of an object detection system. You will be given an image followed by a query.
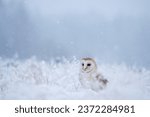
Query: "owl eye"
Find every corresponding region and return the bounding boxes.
[82,63,84,66]
[87,63,91,66]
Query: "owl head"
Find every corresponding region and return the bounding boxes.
[80,58,97,73]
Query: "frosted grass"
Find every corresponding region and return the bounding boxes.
[0,57,150,99]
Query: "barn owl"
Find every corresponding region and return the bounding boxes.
[79,58,108,91]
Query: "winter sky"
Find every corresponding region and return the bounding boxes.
[0,0,150,68]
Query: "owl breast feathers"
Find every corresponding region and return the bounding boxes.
[79,58,108,91]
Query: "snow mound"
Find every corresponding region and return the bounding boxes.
[0,57,150,99]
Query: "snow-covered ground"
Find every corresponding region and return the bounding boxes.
[0,57,150,100]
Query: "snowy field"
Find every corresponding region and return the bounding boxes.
[0,57,150,100]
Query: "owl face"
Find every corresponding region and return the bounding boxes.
[81,58,97,73]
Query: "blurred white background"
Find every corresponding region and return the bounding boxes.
[0,0,150,68]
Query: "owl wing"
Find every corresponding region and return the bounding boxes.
[96,73,108,86]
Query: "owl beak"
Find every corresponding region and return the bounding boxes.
[83,66,88,70]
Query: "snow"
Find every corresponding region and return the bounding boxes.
[0,57,150,100]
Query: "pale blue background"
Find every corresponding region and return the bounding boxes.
[0,0,150,68]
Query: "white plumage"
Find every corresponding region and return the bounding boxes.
[79,58,108,91]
